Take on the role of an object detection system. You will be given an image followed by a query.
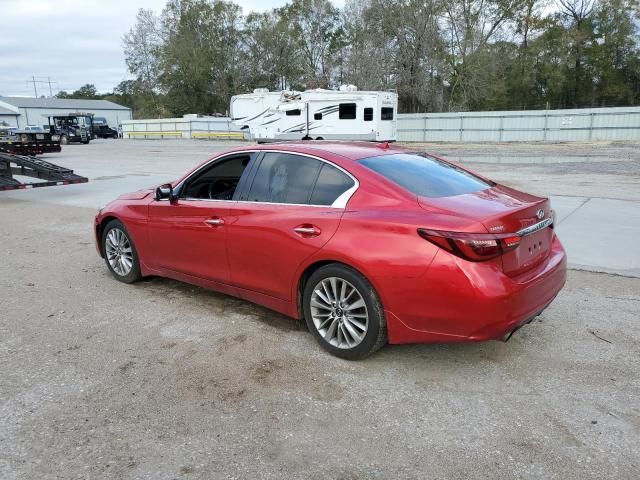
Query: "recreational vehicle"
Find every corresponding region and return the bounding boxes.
[230,86,398,142]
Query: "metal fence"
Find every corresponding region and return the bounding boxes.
[121,116,247,140]
[397,106,640,142]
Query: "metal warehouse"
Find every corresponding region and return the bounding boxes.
[0,97,131,129]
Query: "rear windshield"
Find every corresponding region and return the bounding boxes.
[359,153,491,198]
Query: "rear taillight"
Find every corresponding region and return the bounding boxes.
[417,228,521,262]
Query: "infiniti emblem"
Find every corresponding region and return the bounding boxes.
[536,209,545,220]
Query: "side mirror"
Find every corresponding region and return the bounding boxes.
[155,184,176,203]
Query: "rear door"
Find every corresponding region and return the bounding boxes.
[227,152,356,300]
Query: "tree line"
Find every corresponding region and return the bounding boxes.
[67,0,640,118]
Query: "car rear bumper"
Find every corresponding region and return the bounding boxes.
[385,235,567,344]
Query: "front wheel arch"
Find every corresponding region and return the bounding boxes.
[97,215,120,257]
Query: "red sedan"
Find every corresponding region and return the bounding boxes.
[95,142,566,359]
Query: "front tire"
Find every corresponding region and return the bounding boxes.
[60,135,69,145]
[303,264,387,359]
[102,220,142,283]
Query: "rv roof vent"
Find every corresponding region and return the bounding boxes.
[339,84,358,92]
[253,88,270,93]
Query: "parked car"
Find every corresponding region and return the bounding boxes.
[94,142,567,359]
[91,117,118,139]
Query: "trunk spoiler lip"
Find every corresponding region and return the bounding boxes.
[516,217,554,237]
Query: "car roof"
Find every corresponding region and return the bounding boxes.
[245,141,410,161]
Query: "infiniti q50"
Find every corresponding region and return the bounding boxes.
[95,142,566,359]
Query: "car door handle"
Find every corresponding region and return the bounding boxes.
[204,217,224,226]
[293,225,321,237]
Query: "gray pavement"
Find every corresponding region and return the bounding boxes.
[3,139,639,277]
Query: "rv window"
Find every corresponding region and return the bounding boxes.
[364,108,373,121]
[314,113,322,120]
[381,107,394,121]
[181,155,251,200]
[246,153,321,204]
[310,164,354,206]
[339,103,357,120]
[286,109,301,116]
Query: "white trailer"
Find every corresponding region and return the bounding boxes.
[230,86,398,142]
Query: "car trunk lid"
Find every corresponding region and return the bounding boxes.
[419,185,554,276]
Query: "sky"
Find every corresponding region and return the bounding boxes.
[0,0,344,98]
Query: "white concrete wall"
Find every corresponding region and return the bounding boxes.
[121,116,247,139]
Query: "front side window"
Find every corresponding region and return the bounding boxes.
[360,153,491,198]
[181,155,251,200]
[310,164,354,205]
[339,103,356,120]
[246,153,321,204]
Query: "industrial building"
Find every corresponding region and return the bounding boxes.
[0,97,131,129]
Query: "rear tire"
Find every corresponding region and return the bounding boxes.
[102,220,142,284]
[303,264,387,359]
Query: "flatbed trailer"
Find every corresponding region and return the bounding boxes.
[0,152,88,191]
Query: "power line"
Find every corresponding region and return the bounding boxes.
[24,76,59,97]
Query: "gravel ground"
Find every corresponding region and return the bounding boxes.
[1,196,639,479]
[1,140,639,479]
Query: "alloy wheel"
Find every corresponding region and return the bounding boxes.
[310,277,369,349]
[105,228,133,276]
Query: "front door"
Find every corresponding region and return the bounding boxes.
[147,199,231,282]
[146,153,254,284]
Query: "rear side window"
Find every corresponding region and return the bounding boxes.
[381,107,394,120]
[310,164,354,205]
[286,109,301,116]
[339,103,356,120]
[247,153,321,204]
[359,153,491,198]
[364,108,373,121]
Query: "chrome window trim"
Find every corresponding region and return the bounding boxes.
[516,217,554,237]
[174,149,359,209]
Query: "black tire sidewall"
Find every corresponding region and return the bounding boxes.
[303,264,386,359]
[102,220,142,283]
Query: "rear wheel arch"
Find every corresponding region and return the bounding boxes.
[296,259,382,319]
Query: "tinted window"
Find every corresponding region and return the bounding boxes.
[339,103,356,120]
[247,153,321,204]
[310,164,354,205]
[381,107,394,120]
[360,153,491,198]
[314,112,322,120]
[364,108,373,121]
[286,109,301,116]
[182,155,250,200]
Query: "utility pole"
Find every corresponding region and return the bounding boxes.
[47,77,53,97]
[32,76,38,98]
